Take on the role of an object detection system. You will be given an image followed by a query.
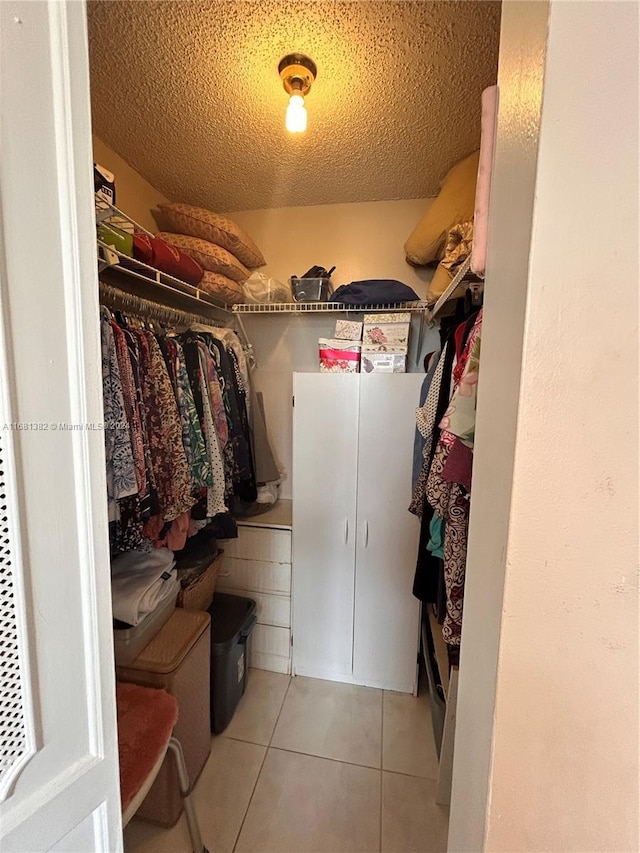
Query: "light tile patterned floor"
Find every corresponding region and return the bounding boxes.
[124,670,449,853]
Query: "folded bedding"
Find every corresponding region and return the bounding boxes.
[331,280,420,306]
[111,547,178,626]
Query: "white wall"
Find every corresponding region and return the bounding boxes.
[451,1,640,850]
[231,200,441,497]
[448,2,550,848]
[92,134,168,232]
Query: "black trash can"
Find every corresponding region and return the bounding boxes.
[207,592,257,733]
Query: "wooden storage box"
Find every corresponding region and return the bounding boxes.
[177,550,224,612]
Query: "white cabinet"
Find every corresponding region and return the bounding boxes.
[292,372,422,693]
[291,374,359,681]
[218,502,293,674]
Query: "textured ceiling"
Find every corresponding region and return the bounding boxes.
[87,1,501,212]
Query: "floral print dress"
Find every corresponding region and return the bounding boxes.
[100,308,137,520]
[133,327,195,523]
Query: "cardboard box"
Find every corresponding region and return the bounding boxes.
[319,338,361,373]
[334,319,363,341]
[361,352,407,374]
[362,312,411,353]
[94,163,116,206]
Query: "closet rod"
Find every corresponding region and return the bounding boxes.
[98,280,216,327]
[98,280,257,369]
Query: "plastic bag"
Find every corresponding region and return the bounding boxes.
[242,271,291,304]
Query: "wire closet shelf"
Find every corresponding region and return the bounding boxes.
[95,199,480,325]
[231,257,478,323]
[231,300,433,314]
[95,197,232,316]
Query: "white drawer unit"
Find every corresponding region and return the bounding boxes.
[220,501,293,674]
[222,526,291,563]
[221,588,291,629]
[250,625,292,675]
[217,557,291,595]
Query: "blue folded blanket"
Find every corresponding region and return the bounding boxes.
[330,279,420,306]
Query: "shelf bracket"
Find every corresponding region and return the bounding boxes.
[233,311,257,369]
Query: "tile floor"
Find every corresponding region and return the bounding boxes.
[124,670,449,853]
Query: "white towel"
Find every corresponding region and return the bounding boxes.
[111,548,178,626]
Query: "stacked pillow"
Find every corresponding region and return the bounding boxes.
[404,150,479,302]
[152,203,266,305]
[132,233,204,286]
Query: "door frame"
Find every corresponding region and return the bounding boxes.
[0,2,122,849]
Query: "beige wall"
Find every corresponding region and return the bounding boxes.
[451,1,639,850]
[230,199,440,498]
[230,198,435,299]
[92,135,167,232]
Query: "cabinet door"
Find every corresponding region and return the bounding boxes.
[292,373,359,680]
[353,373,422,692]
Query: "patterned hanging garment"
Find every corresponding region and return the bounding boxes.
[100,308,143,553]
[167,337,213,492]
[100,308,137,512]
[133,328,195,523]
[197,343,227,517]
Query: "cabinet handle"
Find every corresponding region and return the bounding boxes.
[218,569,231,578]
[344,518,349,544]
[363,520,369,548]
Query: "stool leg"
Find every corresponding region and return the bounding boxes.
[167,737,208,853]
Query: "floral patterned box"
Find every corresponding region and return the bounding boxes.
[362,313,411,353]
[318,338,361,373]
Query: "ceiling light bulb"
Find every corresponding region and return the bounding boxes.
[286,93,307,133]
[279,54,316,135]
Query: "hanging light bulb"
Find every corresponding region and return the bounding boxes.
[279,54,316,135]
[286,93,307,133]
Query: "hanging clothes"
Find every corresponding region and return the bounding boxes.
[111,319,146,497]
[411,308,483,660]
[120,321,159,520]
[412,334,457,602]
[182,331,257,504]
[409,345,450,517]
[101,307,137,516]
[160,336,213,492]
[197,342,227,517]
[100,306,257,557]
[190,324,251,419]
[411,349,442,496]
[133,327,195,524]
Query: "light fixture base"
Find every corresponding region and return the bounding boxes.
[279,53,317,97]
